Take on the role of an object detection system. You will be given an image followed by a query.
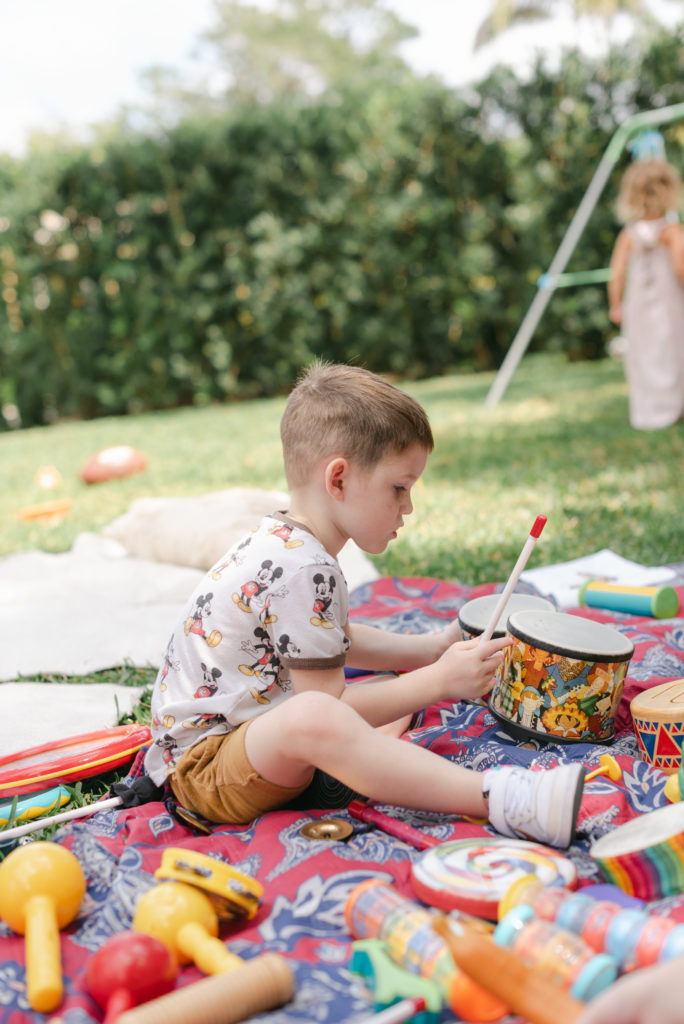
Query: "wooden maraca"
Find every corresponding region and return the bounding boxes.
[87,931,177,1023]
[133,881,244,975]
[585,754,621,782]
[0,841,86,1012]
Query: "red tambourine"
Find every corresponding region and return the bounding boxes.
[0,724,152,796]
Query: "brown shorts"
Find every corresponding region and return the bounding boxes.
[169,722,311,825]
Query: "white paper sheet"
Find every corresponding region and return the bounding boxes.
[520,548,676,608]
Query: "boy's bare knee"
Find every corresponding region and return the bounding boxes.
[281,690,350,745]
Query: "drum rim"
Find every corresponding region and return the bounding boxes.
[506,610,634,663]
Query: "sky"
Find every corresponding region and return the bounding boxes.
[1,0,682,157]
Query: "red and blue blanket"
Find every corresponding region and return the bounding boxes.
[1,575,684,1023]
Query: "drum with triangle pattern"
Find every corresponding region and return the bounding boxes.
[631,679,684,775]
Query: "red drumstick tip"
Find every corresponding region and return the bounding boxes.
[530,515,547,539]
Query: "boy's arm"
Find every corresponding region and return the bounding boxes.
[346,621,461,672]
[290,664,441,727]
[607,228,632,323]
[290,633,510,728]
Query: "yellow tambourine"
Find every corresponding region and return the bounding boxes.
[154,848,263,921]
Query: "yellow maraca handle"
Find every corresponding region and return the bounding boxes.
[177,923,243,974]
[25,894,63,1013]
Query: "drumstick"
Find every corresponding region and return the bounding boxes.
[432,915,583,1024]
[354,997,427,1024]
[479,515,547,644]
[0,796,123,843]
[348,800,442,850]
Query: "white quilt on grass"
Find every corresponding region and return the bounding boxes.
[0,523,380,756]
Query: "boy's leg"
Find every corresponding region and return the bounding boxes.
[244,691,586,847]
[245,690,487,816]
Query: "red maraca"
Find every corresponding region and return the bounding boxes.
[87,931,177,1023]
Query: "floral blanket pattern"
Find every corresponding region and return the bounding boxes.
[1,575,684,1024]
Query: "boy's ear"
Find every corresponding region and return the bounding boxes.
[324,457,348,500]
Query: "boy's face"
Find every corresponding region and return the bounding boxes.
[337,443,428,555]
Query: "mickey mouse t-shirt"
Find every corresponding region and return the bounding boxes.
[145,513,351,784]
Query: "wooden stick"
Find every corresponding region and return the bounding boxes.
[432,915,583,1024]
[116,953,295,1024]
[479,515,547,643]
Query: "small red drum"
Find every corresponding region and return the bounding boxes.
[489,611,634,744]
[631,679,684,774]
[458,594,556,640]
[590,803,684,900]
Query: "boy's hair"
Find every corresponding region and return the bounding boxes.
[616,159,682,223]
[280,362,434,488]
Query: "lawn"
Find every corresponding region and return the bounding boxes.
[2,351,683,837]
[2,352,683,583]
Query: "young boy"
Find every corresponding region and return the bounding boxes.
[145,362,585,846]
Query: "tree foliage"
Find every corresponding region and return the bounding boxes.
[1,21,684,427]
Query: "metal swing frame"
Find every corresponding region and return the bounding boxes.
[484,101,684,409]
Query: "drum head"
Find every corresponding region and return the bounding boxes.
[410,836,577,919]
[458,594,556,638]
[506,611,634,662]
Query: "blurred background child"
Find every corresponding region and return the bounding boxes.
[608,158,684,430]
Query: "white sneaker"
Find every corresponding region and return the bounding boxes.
[484,763,586,849]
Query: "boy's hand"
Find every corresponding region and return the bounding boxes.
[430,617,462,659]
[438,635,512,702]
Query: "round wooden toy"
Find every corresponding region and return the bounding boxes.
[631,679,684,775]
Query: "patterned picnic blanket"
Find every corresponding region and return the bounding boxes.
[2,575,684,1024]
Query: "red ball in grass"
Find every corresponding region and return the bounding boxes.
[86,930,177,1020]
[80,445,148,484]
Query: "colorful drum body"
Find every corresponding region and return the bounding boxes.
[590,803,684,900]
[631,679,684,775]
[458,594,556,640]
[489,611,634,744]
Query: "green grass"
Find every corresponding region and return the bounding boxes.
[3,352,682,581]
[2,351,683,844]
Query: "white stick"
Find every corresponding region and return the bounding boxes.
[479,515,547,644]
[352,997,427,1024]
[0,795,122,843]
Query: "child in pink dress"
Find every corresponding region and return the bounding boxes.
[608,159,684,430]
